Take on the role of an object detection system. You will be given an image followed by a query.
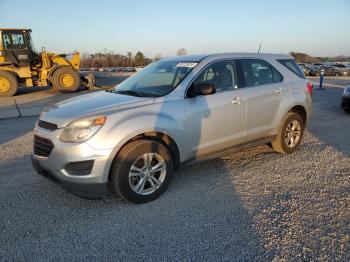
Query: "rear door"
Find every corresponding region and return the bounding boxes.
[2,30,30,66]
[237,59,288,140]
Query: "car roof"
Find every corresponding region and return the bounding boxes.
[162,53,293,62]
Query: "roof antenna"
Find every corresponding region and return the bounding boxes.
[258,43,262,53]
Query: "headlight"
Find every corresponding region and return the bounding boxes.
[343,87,350,97]
[59,116,106,143]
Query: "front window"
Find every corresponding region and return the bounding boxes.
[192,60,236,92]
[2,32,26,50]
[111,60,197,97]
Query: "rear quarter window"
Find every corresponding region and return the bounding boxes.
[277,59,306,79]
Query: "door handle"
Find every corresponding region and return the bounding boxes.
[232,97,242,104]
[274,87,283,94]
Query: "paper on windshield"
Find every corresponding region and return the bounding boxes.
[176,62,198,68]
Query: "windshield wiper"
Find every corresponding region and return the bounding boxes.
[115,90,145,97]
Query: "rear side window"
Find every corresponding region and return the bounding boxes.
[237,59,282,87]
[277,59,306,79]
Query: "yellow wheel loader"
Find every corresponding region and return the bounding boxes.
[0,28,86,97]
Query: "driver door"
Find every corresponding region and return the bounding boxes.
[184,59,247,160]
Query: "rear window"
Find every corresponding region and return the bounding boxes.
[277,59,306,79]
[237,59,283,87]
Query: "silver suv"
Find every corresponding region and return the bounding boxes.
[32,53,312,203]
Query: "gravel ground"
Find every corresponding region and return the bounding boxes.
[0,86,349,261]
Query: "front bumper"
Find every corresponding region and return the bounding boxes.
[32,156,107,198]
[31,127,118,199]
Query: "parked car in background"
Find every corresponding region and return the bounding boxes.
[298,64,309,76]
[330,64,350,76]
[299,64,319,76]
[341,86,350,113]
[32,53,312,203]
[322,66,342,76]
[307,65,320,76]
[312,63,323,69]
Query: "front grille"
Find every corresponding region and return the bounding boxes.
[38,120,58,131]
[34,135,54,157]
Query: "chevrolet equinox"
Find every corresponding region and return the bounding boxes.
[32,53,313,203]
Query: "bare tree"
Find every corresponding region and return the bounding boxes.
[176,48,187,56]
[133,51,146,67]
[81,51,153,68]
[127,52,133,66]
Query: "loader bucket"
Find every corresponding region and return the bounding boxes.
[81,73,101,90]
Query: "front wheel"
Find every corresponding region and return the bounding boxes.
[272,112,305,154]
[111,140,174,204]
[52,66,80,93]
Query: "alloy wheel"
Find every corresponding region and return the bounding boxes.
[284,120,301,148]
[128,153,167,195]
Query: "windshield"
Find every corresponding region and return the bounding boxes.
[111,60,198,97]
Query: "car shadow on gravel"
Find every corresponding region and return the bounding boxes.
[0,151,270,261]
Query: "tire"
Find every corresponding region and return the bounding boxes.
[52,66,80,93]
[0,70,18,97]
[344,107,350,114]
[271,112,305,154]
[111,139,174,204]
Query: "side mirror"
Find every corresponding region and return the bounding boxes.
[188,82,216,97]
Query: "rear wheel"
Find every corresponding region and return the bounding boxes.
[52,66,80,93]
[111,140,174,204]
[272,112,304,154]
[0,70,18,97]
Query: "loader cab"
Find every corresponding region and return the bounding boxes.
[0,29,40,67]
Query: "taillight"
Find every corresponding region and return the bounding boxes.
[307,82,313,96]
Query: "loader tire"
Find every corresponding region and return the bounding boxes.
[52,67,80,93]
[0,71,18,97]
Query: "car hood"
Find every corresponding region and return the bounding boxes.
[41,91,155,127]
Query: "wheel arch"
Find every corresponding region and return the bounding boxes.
[131,131,180,171]
[288,105,307,125]
[0,68,20,79]
[108,131,181,182]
